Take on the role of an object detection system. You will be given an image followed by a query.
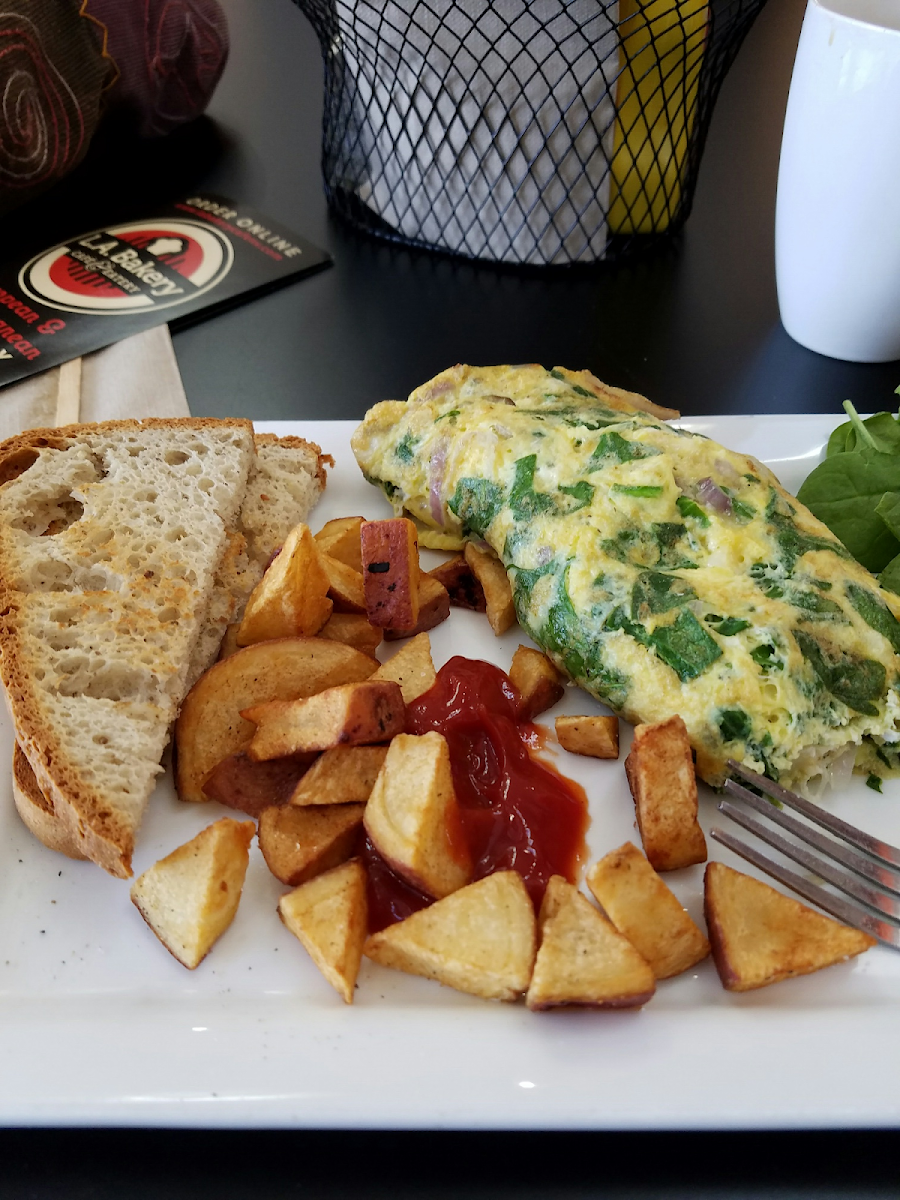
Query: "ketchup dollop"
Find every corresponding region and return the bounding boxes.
[363,656,590,932]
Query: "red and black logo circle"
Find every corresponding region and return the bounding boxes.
[18,218,234,315]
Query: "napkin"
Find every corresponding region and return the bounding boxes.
[340,0,620,265]
[0,325,190,440]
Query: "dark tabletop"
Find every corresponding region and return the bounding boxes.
[2,0,900,1193]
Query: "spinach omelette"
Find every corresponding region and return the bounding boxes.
[352,364,900,790]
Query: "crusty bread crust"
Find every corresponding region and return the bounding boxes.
[2,420,328,875]
[11,742,86,860]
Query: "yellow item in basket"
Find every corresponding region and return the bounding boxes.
[608,0,709,234]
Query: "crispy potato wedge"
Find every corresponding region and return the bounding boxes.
[131,818,254,969]
[464,543,516,635]
[201,750,314,817]
[372,632,436,703]
[624,715,707,871]
[317,612,383,656]
[428,555,486,612]
[259,802,365,886]
[586,843,709,979]
[704,862,875,992]
[509,646,565,719]
[384,573,450,641]
[364,731,472,899]
[319,552,367,614]
[237,522,332,646]
[290,745,389,807]
[525,875,656,1011]
[555,714,619,759]
[278,858,368,1003]
[245,680,405,760]
[364,870,536,1000]
[175,638,377,804]
[314,516,364,572]
[361,517,420,629]
[217,623,242,661]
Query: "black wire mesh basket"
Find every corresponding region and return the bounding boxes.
[292,0,768,265]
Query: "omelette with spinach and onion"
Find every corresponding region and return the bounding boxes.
[352,365,900,790]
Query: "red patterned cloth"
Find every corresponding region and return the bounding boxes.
[0,0,228,215]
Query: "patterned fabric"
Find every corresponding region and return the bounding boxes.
[87,0,230,137]
[0,0,228,215]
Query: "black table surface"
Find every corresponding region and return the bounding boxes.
[3,0,900,1194]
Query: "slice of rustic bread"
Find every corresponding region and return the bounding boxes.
[0,419,323,879]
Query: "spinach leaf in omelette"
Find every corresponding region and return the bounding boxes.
[589,431,659,466]
[448,477,504,538]
[509,455,557,521]
[845,582,900,652]
[631,571,696,618]
[793,630,886,716]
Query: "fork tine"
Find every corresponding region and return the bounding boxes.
[724,778,900,898]
[709,825,900,949]
[717,798,900,922]
[726,759,900,870]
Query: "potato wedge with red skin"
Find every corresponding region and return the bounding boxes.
[361,518,420,629]
[587,842,709,979]
[237,522,332,646]
[624,715,707,871]
[463,544,516,635]
[319,552,367,613]
[509,645,565,719]
[290,745,389,806]
[201,750,315,816]
[525,875,656,1011]
[175,638,378,804]
[278,858,368,1003]
[427,555,486,612]
[314,516,364,572]
[555,715,619,759]
[244,680,405,760]
[384,573,450,640]
[704,861,875,992]
[259,803,365,886]
[364,731,472,899]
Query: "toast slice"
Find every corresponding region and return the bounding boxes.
[0,419,326,877]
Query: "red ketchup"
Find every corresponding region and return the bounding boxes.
[363,656,590,932]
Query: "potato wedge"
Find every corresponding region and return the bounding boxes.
[624,715,707,871]
[278,858,368,1003]
[525,875,656,1011]
[237,522,332,645]
[319,551,367,614]
[245,680,405,760]
[131,818,254,969]
[364,731,472,899]
[175,638,378,804]
[509,646,565,719]
[704,861,875,992]
[555,715,619,759]
[314,516,364,571]
[361,517,420,629]
[364,870,536,1001]
[372,632,436,703]
[586,842,709,979]
[428,555,486,612]
[384,573,450,641]
[464,543,516,635]
[317,612,383,656]
[289,745,389,807]
[259,802,365,886]
[201,750,314,817]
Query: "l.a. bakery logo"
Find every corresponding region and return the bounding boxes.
[18,218,234,315]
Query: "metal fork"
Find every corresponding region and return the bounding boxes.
[710,759,900,949]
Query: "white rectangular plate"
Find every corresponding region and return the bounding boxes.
[2,415,899,1131]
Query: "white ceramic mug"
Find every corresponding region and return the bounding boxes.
[775,0,900,363]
